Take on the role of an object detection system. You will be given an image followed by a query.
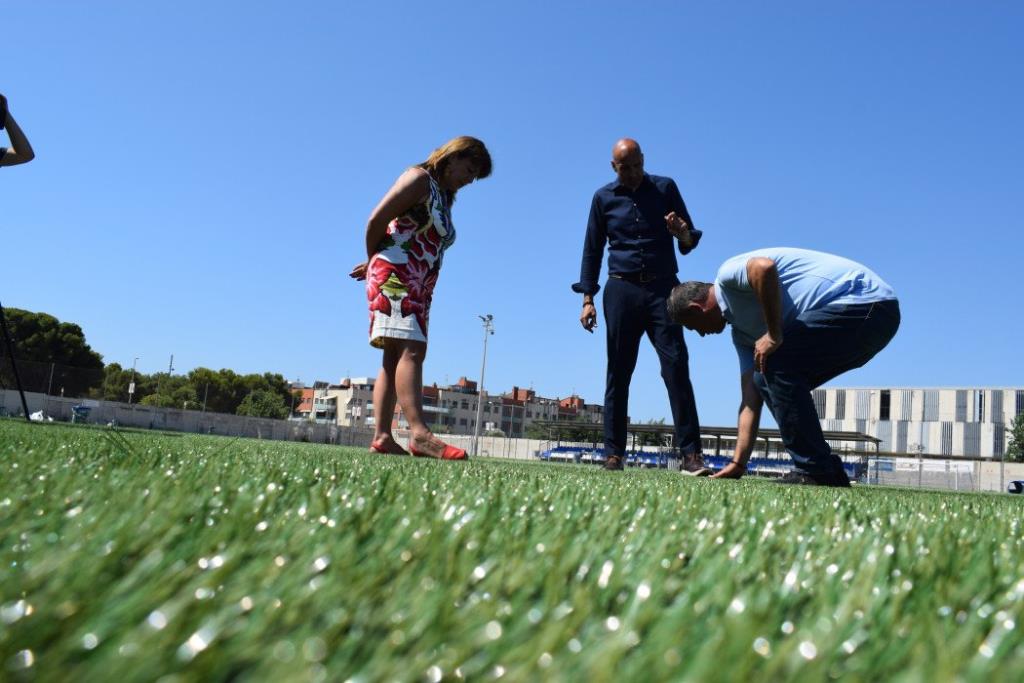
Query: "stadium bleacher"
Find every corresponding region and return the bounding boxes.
[536,447,867,480]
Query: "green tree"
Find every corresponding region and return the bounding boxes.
[184,367,226,412]
[96,363,155,403]
[140,393,178,408]
[1007,414,1024,463]
[1,308,104,396]
[236,389,289,419]
[97,362,129,401]
[135,374,194,409]
[183,368,293,415]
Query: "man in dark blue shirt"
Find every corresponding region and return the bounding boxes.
[573,138,709,474]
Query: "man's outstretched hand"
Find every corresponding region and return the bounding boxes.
[711,461,746,479]
[664,211,695,248]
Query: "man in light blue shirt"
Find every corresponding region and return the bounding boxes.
[667,248,900,486]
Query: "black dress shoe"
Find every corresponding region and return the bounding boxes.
[603,454,624,471]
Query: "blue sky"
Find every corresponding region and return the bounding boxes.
[4,1,1022,428]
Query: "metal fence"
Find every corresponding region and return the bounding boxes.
[2,389,376,446]
[0,357,104,398]
[5,387,1022,494]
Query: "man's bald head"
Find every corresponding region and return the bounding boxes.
[612,138,642,160]
[610,138,645,190]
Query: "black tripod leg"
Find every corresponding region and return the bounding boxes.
[0,302,32,423]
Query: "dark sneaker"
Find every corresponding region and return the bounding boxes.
[680,452,712,477]
[777,470,851,488]
[777,470,821,486]
[831,469,852,488]
[603,454,624,471]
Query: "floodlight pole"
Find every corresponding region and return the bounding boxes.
[471,314,494,457]
[0,301,31,423]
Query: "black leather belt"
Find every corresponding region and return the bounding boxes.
[610,272,665,284]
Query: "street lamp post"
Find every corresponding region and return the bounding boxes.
[128,357,139,406]
[472,314,494,457]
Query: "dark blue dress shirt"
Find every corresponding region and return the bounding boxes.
[572,174,702,296]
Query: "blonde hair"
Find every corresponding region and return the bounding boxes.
[419,136,492,204]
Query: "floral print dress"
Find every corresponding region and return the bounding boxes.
[366,173,455,348]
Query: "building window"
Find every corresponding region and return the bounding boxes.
[941,422,953,455]
[461,401,469,410]
[955,390,967,422]
[896,421,908,453]
[459,418,468,426]
[835,391,846,420]
[812,390,826,419]
[924,391,939,421]
[901,390,913,420]
[880,390,890,421]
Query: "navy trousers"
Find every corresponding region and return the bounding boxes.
[602,276,702,457]
[753,299,901,483]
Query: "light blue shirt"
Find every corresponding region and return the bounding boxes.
[714,247,897,373]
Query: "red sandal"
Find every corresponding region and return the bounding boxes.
[409,442,468,460]
[369,441,409,455]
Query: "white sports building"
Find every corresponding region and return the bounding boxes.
[814,387,1024,458]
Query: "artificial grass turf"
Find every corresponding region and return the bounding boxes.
[2,419,1023,681]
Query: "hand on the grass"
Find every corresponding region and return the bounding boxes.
[349,261,368,280]
[753,332,782,373]
[711,461,746,479]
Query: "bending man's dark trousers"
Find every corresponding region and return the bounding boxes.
[602,275,702,457]
[753,299,901,483]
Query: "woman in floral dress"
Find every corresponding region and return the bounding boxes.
[350,137,491,459]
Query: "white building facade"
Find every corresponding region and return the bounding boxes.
[814,387,1024,458]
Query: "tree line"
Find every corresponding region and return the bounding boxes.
[1,307,294,419]
[5,306,1024,454]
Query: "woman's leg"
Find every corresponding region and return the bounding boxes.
[395,340,431,438]
[370,341,407,453]
[394,340,463,458]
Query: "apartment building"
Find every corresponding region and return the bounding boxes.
[814,387,1024,458]
[291,381,338,424]
[310,376,604,438]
